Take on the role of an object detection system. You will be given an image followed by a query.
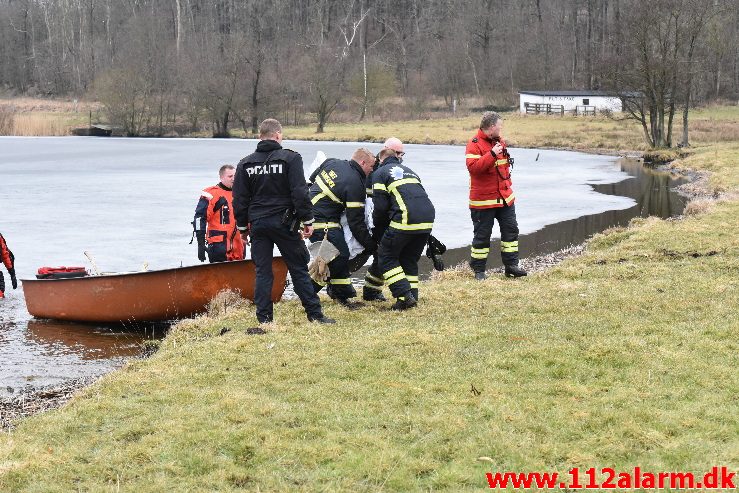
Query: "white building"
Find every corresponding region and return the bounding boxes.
[519,90,624,115]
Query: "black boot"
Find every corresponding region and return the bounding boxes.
[336,298,363,310]
[391,292,417,311]
[363,289,387,302]
[326,284,337,299]
[474,271,488,281]
[504,265,527,278]
[308,314,337,324]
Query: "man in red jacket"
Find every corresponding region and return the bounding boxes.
[0,232,17,298]
[465,111,527,280]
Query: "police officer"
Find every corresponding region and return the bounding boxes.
[0,232,17,299]
[308,148,377,306]
[465,111,527,280]
[362,137,405,302]
[232,119,334,324]
[193,164,245,263]
[372,147,435,310]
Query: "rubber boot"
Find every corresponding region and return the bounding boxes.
[391,292,417,311]
[504,264,527,278]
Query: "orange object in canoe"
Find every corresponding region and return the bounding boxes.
[21,258,288,323]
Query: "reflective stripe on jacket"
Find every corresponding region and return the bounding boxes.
[465,128,515,209]
[371,156,435,234]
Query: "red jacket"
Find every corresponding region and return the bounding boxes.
[0,233,14,272]
[465,128,515,209]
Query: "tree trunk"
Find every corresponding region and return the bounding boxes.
[22,2,30,91]
[466,44,481,97]
[175,0,182,57]
[359,0,368,122]
[586,0,593,89]
[572,0,578,87]
[681,87,690,147]
[614,0,621,57]
[89,0,95,87]
[360,50,368,121]
[214,110,230,138]
[251,64,261,135]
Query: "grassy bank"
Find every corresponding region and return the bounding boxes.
[281,105,739,151]
[1,108,737,491]
[0,98,99,136]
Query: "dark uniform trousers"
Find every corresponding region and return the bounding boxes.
[363,255,384,296]
[378,228,429,300]
[469,203,520,273]
[207,242,227,263]
[250,215,323,323]
[309,227,356,300]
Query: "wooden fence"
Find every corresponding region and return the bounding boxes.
[524,103,565,115]
[524,102,600,116]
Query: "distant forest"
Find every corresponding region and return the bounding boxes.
[1,0,737,141]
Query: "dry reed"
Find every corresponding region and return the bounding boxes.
[0,105,14,135]
[11,114,71,136]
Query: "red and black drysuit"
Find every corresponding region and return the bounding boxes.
[193,183,245,263]
[0,233,17,298]
[465,128,520,273]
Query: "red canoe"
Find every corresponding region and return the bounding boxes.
[21,259,288,323]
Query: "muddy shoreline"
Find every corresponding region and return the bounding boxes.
[1,376,101,431]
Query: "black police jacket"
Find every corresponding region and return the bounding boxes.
[371,156,435,234]
[308,158,374,250]
[232,140,314,229]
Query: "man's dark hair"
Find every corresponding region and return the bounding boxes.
[219,164,235,177]
[480,111,501,130]
[259,118,282,139]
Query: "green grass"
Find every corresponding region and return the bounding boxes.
[1,107,738,492]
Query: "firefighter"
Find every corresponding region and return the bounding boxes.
[465,111,527,280]
[372,147,435,310]
[308,148,377,307]
[193,164,245,263]
[0,232,17,299]
[361,137,405,302]
[232,118,333,324]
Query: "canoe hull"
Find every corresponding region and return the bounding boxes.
[22,259,287,323]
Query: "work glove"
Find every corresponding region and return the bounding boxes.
[196,232,207,262]
[9,268,17,289]
[307,238,339,283]
[308,256,330,283]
